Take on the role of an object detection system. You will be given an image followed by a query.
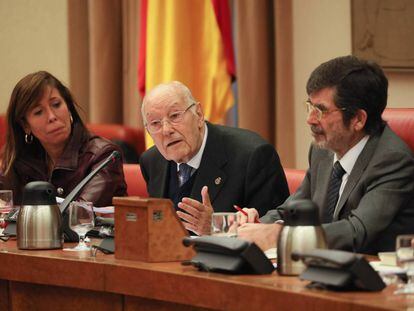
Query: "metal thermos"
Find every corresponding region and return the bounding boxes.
[17,181,63,249]
[277,200,327,275]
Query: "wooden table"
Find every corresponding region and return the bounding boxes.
[0,239,411,311]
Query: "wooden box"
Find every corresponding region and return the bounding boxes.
[113,197,194,262]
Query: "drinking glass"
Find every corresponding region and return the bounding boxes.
[64,201,94,251]
[0,190,13,235]
[394,234,414,294]
[211,212,238,237]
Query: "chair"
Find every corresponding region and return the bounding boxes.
[284,168,306,194]
[123,164,148,197]
[87,123,146,163]
[382,108,414,152]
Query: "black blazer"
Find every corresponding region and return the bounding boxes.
[140,122,289,216]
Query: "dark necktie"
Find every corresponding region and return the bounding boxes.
[323,161,346,223]
[178,163,193,187]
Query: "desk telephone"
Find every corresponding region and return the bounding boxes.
[292,248,386,291]
[2,207,19,237]
[183,236,274,274]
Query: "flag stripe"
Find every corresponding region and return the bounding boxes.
[138,0,148,97]
[139,0,236,148]
[211,0,236,79]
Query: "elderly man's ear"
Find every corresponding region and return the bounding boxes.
[195,103,205,123]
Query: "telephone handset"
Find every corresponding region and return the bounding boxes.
[182,236,274,274]
[292,248,386,291]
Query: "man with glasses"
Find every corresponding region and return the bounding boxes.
[139,81,289,235]
[238,55,414,254]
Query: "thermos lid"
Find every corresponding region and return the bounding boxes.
[22,181,57,205]
[281,199,320,226]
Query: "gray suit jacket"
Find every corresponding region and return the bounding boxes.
[140,122,289,216]
[261,126,414,254]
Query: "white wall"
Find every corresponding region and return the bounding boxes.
[0,0,69,113]
[292,0,352,169]
[292,0,414,169]
[387,71,414,108]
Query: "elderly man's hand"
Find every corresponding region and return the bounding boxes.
[236,208,260,225]
[177,186,213,236]
[237,223,282,251]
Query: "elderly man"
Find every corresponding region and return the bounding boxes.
[139,81,289,235]
[239,55,414,254]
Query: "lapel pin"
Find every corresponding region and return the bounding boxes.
[215,177,222,185]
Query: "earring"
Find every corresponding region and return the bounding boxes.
[25,133,33,144]
[70,115,73,124]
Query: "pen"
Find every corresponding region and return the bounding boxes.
[233,205,260,223]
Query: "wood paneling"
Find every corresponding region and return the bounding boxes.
[9,282,122,311]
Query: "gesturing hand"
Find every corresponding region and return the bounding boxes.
[177,186,213,236]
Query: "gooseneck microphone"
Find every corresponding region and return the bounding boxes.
[61,150,121,242]
[60,150,121,213]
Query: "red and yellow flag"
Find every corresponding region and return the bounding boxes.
[138,0,236,147]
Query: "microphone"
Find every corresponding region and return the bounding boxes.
[60,150,121,213]
[61,150,121,242]
[2,151,121,239]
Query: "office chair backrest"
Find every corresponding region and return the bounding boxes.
[382,108,414,152]
[123,164,148,197]
[284,168,306,194]
[87,123,146,162]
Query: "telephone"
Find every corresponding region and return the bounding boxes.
[2,207,20,236]
[90,217,115,254]
[182,236,274,274]
[292,248,386,291]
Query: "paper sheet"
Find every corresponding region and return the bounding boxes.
[264,247,277,260]
[56,197,114,214]
[370,261,405,274]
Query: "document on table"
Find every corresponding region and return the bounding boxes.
[370,252,404,274]
[264,247,277,260]
[56,197,114,214]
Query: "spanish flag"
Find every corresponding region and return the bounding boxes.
[139,0,236,146]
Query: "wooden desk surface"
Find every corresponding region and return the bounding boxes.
[0,239,411,311]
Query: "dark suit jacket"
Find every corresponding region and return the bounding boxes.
[140,122,289,216]
[261,126,414,254]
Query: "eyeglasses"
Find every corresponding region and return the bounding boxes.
[305,100,346,121]
[145,103,196,133]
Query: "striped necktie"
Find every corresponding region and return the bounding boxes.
[178,163,193,187]
[323,161,346,223]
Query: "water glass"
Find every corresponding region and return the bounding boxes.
[394,234,414,294]
[64,201,94,251]
[211,212,238,237]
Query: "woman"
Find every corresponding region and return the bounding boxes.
[0,71,127,206]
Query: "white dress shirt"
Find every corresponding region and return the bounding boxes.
[334,135,369,206]
[177,123,208,173]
